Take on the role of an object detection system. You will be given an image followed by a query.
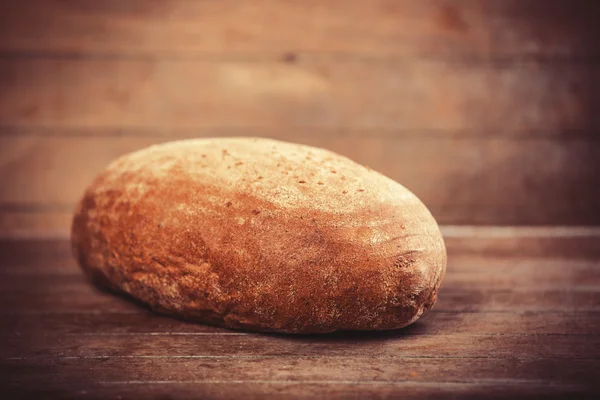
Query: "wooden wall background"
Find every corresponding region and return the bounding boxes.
[0,0,598,236]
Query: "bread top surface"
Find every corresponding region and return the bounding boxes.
[73,137,446,332]
[103,137,415,214]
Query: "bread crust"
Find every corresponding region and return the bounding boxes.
[71,138,446,333]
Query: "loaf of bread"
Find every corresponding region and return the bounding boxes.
[72,138,446,333]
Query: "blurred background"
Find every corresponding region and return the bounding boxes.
[0,0,598,237]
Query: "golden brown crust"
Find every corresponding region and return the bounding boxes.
[71,138,446,333]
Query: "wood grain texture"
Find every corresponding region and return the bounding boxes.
[3,310,600,336]
[0,210,72,239]
[444,227,600,259]
[1,264,599,313]
[3,256,599,290]
[5,288,596,313]
[0,0,598,58]
[0,58,593,132]
[1,0,599,394]
[2,357,598,386]
[4,331,600,359]
[1,239,599,398]
[1,135,598,230]
[4,228,600,259]
[0,1,598,233]
[0,381,590,400]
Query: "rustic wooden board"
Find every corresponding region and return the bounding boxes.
[1,0,599,395]
[0,58,593,132]
[2,280,599,313]
[443,227,600,259]
[2,357,598,386]
[1,136,598,230]
[0,0,597,58]
[0,210,72,239]
[5,331,600,359]
[6,251,600,284]
[1,239,599,398]
[4,230,600,260]
[4,309,600,336]
[2,258,600,289]
[1,4,598,233]
[0,381,589,400]
[0,1,598,236]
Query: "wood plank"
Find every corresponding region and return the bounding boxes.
[7,211,600,240]
[2,258,600,290]
[3,310,600,336]
[2,240,599,316]
[3,237,599,277]
[444,259,600,288]
[0,381,590,400]
[3,235,600,270]
[0,58,594,133]
[1,357,597,387]
[444,228,600,259]
[0,246,597,398]
[6,252,600,286]
[0,274,598,313]
[0,0,597,58]
[0,239,76,268]
[2,332,599,359]
[1,136,598,226]
[0,210,72,239]
[438,290,600,312]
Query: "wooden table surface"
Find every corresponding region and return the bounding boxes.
[1,235,599,399]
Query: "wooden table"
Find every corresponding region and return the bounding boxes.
[1,235,599,399]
